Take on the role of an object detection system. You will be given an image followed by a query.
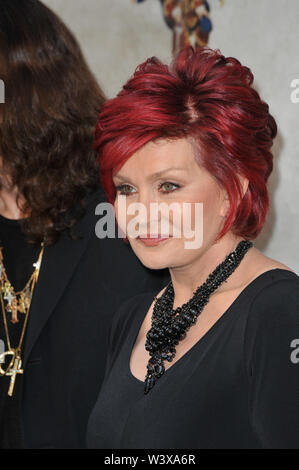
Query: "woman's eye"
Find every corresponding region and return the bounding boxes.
[158,182,180,193]
[115,182,180,196]
[115,184,136,196]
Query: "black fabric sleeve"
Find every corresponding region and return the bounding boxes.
[244,278,299,449]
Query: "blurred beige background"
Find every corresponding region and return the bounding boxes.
[44,0,299,273]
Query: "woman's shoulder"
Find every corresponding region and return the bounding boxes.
[255,265,298,291]
[244,268,299,352]
[238,247,298,315]
[247,267,299,315]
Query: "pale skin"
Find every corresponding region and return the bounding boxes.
[0,108,26,219]
[0,156,27,220]
[113,138,294,381]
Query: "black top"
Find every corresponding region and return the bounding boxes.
[0,214,39,449]
[87,268,299,449]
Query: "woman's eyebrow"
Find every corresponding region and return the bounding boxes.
[113,167,188,183]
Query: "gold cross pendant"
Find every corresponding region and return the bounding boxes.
[7,354,23,397]
[9,297,22,324]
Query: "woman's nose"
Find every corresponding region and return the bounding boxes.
[136,187,158,208]
[133,188,161,232]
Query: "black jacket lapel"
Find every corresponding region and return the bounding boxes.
[23,187,106,366]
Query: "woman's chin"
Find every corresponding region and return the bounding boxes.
[130,247,170,270]
[137,255,170,271]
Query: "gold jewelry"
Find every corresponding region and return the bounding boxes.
[0,247,42,324]
[0,243,44,396]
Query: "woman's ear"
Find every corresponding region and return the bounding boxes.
[220,191,230,218]
[220,175,249,218]
[239,175,249,199]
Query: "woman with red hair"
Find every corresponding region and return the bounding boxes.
[87,47,299,449]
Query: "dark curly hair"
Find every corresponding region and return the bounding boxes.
[0,0,105,245]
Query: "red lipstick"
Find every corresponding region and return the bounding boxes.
[137,235,172,247]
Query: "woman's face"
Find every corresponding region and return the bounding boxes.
[112,138,229,270]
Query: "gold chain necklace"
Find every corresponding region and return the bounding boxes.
[0,243,44,397]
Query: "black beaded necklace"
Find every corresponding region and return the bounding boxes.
[144,239,253,394]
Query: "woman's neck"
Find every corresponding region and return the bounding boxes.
[0,185,27,220]
[169,234,252,308]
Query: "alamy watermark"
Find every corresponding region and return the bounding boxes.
[290,339,299,364]
[0,80,4,104]
[0,339,5,363]
[290,79,299,104]
[95,196,203,249]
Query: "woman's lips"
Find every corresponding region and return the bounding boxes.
[137,235,173,247]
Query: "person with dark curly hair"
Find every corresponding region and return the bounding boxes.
[87,47,299,449]
[0,0,168,449]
